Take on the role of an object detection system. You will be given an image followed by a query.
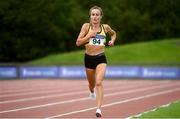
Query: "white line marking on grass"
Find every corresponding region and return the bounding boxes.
[46,87,180,119]
[0,83,179,114]
[127,101,179,119]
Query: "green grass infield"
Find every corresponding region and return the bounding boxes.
[28,38,180,66]
[133,101,180,118]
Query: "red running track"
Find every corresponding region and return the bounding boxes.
[0,79,180,118]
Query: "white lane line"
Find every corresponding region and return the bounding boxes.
[0,81,170,104]
[0,86,86,98]
[0,89,63,98]
[46,87,180,119]
[0,84,144,105]
[0,80,172,94]
[0,86,126,104]
[0,80,169,97]
[0,83,63,93]
[0,82,125,97]
[0,87,62,94]
[0,91,86,104]
[0,82,179,114]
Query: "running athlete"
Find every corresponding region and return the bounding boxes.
[76,6,116,117]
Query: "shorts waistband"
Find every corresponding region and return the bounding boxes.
[85,52,105,57]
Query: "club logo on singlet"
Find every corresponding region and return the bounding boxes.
[89,34,105,46]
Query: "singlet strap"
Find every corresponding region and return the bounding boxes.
[101,24,106,34]
[85,24,90,36]
[84,23,106,46]
[89,24,103,34]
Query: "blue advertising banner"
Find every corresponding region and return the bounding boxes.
[1,66,179,79]
[141,67,180,79]
[0,67,17,78]
[19,67,59,78]
[106,66,140,78]
[59,66,86,78]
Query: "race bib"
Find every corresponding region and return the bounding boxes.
[89,34,105,46]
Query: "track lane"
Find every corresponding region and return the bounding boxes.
[0,80,173,110]
[0,80,179,118]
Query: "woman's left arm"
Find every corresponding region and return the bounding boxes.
[104,24,116,46]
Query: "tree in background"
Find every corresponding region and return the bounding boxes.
[0,0,85,62]
[0,0,180,62]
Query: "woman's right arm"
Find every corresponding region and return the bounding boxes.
[76,23,97,46]
[76,23,89,46]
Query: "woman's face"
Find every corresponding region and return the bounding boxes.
[90,9,102,24]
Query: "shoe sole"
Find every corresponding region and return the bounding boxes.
[96,113,102,117]
[90,96,96,100]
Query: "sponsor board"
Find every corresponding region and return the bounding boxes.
[0,67,17,78]
[19,67,59,78]
[0,66,179,79]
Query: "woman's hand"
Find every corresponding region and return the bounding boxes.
[87,30,97,38]
[108,40,114,46]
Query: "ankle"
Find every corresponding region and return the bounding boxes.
[90,87,95,93]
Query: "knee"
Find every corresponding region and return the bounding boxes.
[96,80,102,87]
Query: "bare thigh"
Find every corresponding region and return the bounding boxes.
[95,63,107,85]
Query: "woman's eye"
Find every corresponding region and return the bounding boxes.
[91,13,100,16]
[96,14,100,16]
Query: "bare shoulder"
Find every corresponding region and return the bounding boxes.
[77,23,90,38]
[102,24,110,27]
[82,23,90,31]
[102,24,114,33]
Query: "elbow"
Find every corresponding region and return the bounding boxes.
[113,31,116,36]
[113,31,116,38]
[76,41,81,46]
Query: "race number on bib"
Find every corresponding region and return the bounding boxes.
[89,35,105,46]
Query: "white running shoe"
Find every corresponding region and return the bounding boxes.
[89,89,96,100]
[96,108,102,117]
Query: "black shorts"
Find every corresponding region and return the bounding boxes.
[84,53,107,69]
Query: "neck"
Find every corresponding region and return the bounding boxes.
[91,22,100,29]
